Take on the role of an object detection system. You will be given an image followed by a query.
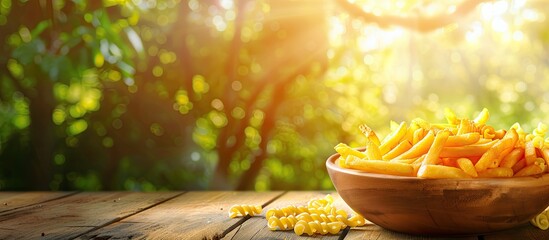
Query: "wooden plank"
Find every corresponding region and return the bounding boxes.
[227,191,357,239]
[0,192,182,239]
[0,192,77,214]
[344,225,478,240]
[79,191,284,240]
[482,224,549,240]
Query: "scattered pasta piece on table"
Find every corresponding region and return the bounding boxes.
[228,204,262,218]
[229,194,367,236]
[531,208,549,230]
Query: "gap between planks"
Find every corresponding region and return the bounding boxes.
[0,191,81,216]
[210,191,288,240]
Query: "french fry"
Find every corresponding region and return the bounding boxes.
[403,123,419,144]
[417,164,471,179]
[422,130,450,166]
[467,155,481,164]
[540,148,549,172]
[489,146,514,169]
[439,140,497,158]
[335,143,366,159]
[448,127,458,135]
[412,118,431,130]
[511,159,527,174]
[344,155,361,166]
[337,157,348,168]
[457,119,476,135]
[389,158,418,164]
[515,164,544,177]
[411,155,426,175]
[524,140,537,165]
[535,157,547,172]
[345,157,414,177]
[397,130,435,160]
[473,108,490,125]
[383,140,412,160]
[500,148,525,168]
[444,132,481,147]
[475,129,517,172]
[477,167,513,178]
[457,158,478,177]
[379,121,408,155]
[412,128,426,145]
[365,140,382,160]
[359,124,381,146]
[336,108,549,179]
[441,158,458,168]
[475,138,492,144]
[444,108,460,125]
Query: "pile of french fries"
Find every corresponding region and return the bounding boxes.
[335,108,549,178]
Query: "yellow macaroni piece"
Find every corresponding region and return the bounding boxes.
[337,213,367,227]
[297,212,339,224]
[531,209,549,230]
[268,215,299,230]
[534,123,548,138]
[294,220,343,236]
[265,194,368,236]
[228,204,262,218]
[307,194,333,208]
[528,123,548,149]
[306,206,337,216]
[265,205,309,219]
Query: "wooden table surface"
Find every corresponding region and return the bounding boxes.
[0,191,547,239]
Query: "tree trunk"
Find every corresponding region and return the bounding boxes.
[236,83,285,190]
[28,78,55,190]
[213,0,329,189]
[211,0,249,190]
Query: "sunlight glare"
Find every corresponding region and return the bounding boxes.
[513,31,524,42]
[492,1,509,16]
[465,21,484,43]
[357,35,377,52]
[522,9,542,22]
[329,16,346,46]
[491,17,508,33]
[212,15,227,31]
[188,0,199,12]
[511,0,527,12]
[220,0,233,10]
[357,27,404,52]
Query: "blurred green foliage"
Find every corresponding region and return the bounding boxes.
[0,0,548,190]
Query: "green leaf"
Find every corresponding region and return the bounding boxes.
[117,61,135,76]
[30,20,51,38]
[12,39,45,65]
[39,54,72,82]
[124,27,144,58]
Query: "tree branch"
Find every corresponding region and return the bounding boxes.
[235,47,329,190]
[216,0,250,158]
[1,63,31,97]
[336,0,491,32]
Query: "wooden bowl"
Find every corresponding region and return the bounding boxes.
[326,152,549,236]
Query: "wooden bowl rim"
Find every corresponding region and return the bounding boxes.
[326,152,549,183]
